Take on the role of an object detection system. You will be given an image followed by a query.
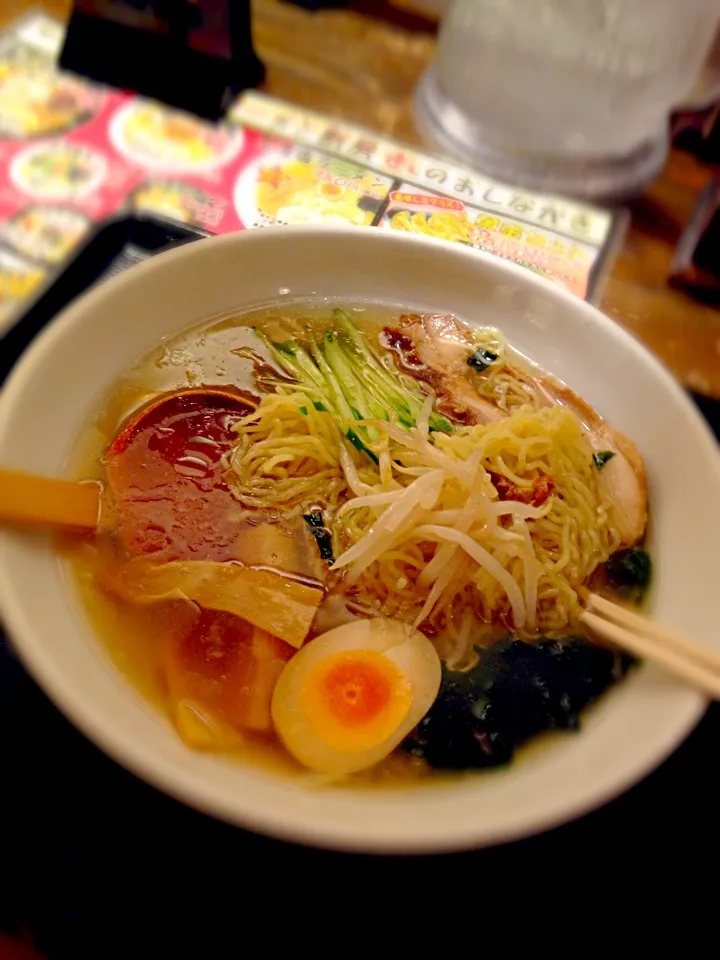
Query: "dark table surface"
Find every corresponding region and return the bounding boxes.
[0,398,717,956]
[2,635,719,948]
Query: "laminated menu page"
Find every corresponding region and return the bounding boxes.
[0,11,625,332]
[228,92,625,302]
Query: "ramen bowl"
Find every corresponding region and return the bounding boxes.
[0,227,718,853]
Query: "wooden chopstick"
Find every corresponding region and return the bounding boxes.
[582,592,720,699]
[0,469,101,531]
[586,592,720,672]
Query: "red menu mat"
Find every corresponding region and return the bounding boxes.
[0,12,625,333]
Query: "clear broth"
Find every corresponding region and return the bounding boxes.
[63,302,435,786]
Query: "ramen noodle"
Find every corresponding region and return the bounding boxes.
[390,209,473,243]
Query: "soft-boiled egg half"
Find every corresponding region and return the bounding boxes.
[271,618,441,775]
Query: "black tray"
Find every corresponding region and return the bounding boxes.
[0,218,718,953]
[0,214,207,387]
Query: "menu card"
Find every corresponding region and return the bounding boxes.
[0,11,625,333]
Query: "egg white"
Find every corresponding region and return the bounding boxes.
[271,618,441,775]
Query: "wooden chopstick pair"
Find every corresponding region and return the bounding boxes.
[582,592,720,699]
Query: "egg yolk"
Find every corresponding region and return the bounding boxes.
[319,182,343,198]
[298,649,412,753]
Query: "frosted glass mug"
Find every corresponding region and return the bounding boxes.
[415,0,720,198]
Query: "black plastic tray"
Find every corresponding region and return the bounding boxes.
[0,214,207,387]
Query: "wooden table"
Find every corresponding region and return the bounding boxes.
[4,0,720,399]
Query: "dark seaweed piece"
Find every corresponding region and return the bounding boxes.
[403,637,633,770]
[302,511,334,563]
[467,347,498,372]
[592,450,615,469]
[605,547,652,592]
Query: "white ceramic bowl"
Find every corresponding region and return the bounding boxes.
[0,227,718,853]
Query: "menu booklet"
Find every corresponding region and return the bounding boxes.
[0,11,626,333]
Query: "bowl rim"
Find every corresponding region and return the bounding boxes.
[0,225,718,854]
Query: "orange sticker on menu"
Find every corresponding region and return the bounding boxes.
[390,192,464,212]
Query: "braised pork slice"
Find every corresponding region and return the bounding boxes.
[381,314,504,425]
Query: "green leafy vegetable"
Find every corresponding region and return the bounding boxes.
[299,405,308,416]
[258,308,452,461]
[605,546,652,592]
[593,450,615,469]
[303,511,334,563]
[467,347,498,373]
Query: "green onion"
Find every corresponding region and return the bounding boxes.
[593,450,615,469]
[346,428,379,464]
